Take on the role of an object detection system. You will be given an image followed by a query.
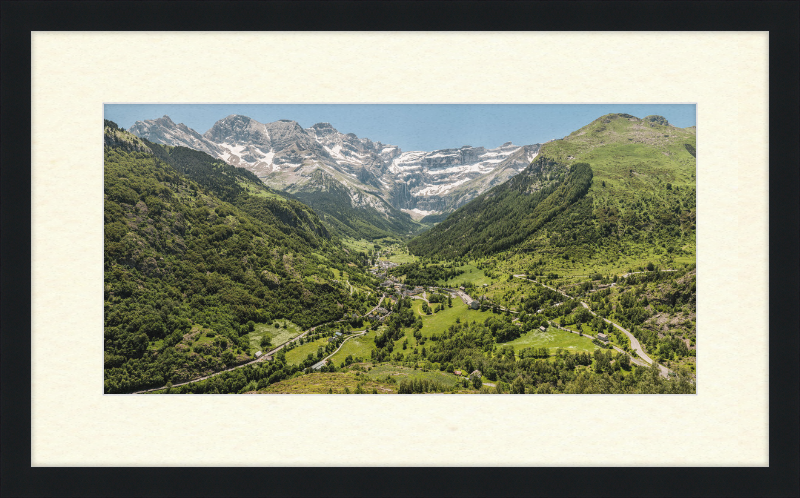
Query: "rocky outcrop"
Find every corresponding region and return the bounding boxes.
[643,115,671,127]
[129,115,221,157]
[386,142,541,211]
[128,114,541,221]
[203,114,271,147]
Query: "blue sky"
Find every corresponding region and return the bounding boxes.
[105,104,696,152]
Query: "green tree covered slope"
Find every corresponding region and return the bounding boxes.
[290,169,421,240]
[408,113,696,267]
[103,122,376,393]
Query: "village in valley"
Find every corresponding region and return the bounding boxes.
[105,108,696,395]
[248,231,692,394]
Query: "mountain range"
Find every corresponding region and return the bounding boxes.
[105,111,697,395]
[409,113,697,263]
[103,120,382,393]
[129,114,541,237]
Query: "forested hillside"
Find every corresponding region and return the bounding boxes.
[409,113,696,270]
[408,158,592,258]
[103,122,376,393]
[104,112,698,395]
[143,139,332,241]
[291,169,421,240]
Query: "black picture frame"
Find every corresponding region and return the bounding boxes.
[2,1,798,497]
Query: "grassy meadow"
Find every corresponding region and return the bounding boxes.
[249,320,304,352]
[329,330,377,364]
[252,371,397,394]
[441,263,496,287]
[410,299,505,337]
[284,337,330,366]
[365,363,462,388]
[498,325,599,353]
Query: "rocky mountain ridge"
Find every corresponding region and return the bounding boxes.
[408,113,697,259]
[128,114,541,220]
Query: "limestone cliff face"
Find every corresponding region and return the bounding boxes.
[387,142,541,211]
[129,116,219,156]
[128,114,541,220]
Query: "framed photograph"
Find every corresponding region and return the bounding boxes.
[4,1,797,497]
[102,102,699,396]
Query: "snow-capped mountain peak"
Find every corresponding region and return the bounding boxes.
[128,114,541,216]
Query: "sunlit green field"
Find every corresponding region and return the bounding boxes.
[498,326,599,353]
[325,299,509,365]
[365,363,462,388]
[341,238,377,253]
[284,337,329,366]
[502,247,696,281]
[249,321,303,352]
[329,330,377,364]
[238,180,286,200]
[411,299,505,337]
[380,251,417,264]
[441,263,496,287]
[253,371,397,394]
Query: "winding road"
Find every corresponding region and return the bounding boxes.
[578,302,669,376]
[132,296,391,394]
[132,270,676,394]
[311,329,368,370]
[513,274,670,377]
[132,320,337,393]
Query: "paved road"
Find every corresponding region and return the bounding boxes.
[620,269,677,278]
[547,321,648,368]
[514,274,572,299]
[450,288,477,307]
[574,302,657,369]
[311,330,368,370]
[311,294,392,370]
[133,299,392,394]
[576,302,670,377]
[513,274,669,377]
[132,321,330,393]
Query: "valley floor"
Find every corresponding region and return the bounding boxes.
[140,252,695,395]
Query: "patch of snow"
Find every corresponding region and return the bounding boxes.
[416,177,471,196]
[430,164,470,175]
[393,151,428,165]
[220,142,248,158]
[426,152,459,159]
[324,144,345,160]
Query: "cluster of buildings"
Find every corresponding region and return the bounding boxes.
[368,260,400,280]
[377,276,425,298]
[365,307,391,322]
[451,287,480,309]
[453,369,482,379]
[401,285,425,298]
